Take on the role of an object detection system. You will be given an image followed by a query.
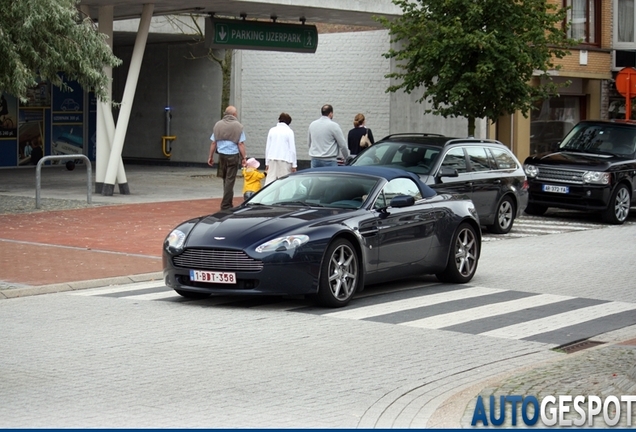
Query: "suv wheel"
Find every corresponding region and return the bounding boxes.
[488,196,515,234]
[524,202,548,216]
[601,184,631,224]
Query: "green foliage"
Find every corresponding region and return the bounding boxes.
[377,0,577,134]
[0,0,121,101]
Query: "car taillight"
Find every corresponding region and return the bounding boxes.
[523,180,529,190]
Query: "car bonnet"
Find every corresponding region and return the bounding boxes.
[184,205,359,249]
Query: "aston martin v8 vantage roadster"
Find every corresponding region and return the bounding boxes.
[163,166,481,307]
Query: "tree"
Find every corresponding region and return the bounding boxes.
[0,0,121,101]
[377,0,577,136]
[179,14,233,118]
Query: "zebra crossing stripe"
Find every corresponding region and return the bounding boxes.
[69,280,166,296]
[323,286,504,320]
[480,301,636,340]
[399,294,573,329]
[125,290,176,301]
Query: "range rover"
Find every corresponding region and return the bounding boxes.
[523,120,636,224]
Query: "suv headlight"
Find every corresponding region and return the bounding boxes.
[583,171,611,185]
[524,164,539,178]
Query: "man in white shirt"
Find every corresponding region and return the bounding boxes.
[265,112,297,185]
[307,104,349,168]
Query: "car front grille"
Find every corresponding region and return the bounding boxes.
[173,248,264,272]
[537,167,585,184]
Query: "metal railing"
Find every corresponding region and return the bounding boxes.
[36,155,92,209]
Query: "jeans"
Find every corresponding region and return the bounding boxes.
[310,158,338,168]
[218,153,240,210]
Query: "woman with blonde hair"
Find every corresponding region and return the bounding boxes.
[347,113,374,156]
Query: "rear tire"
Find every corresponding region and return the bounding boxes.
[487,196,515,234]
[601,184,631,224]
[436,223,479,283]
[316,238,360,308]
[174,289,211,300]
[524,202,548,216]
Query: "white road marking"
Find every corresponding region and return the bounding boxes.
[323,286,504,320]
[400,294,573,329]
[69,280,166,296]
[480,302,636,340]
[125,290,177,301]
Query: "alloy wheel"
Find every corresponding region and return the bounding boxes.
[454,227,478,277]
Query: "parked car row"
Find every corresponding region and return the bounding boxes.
[163,120,634,308]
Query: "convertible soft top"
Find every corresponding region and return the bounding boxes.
[302,165,437,198]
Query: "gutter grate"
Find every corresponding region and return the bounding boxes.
[554,339,605,354]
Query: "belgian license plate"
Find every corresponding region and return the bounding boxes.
[190,270,236,284]
[542,184,569,194]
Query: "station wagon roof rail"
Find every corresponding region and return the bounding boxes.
[381,133,446,140]
[443,138,506,147]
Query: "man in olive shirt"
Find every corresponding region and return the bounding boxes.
[208,106,247,210]
[307,104,349,168]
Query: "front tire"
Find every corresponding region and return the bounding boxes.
[524,202,548,216]
[601,184,631,224]
[436,223,479,283]
[316,238,360,308]
[174,289,211,300]
[488,196,515,234]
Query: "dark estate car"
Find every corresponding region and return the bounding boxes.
[523,120,636,224]
[348,134,528,234]
[163,166,481,308]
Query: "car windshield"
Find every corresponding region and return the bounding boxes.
[350,141,441,175]
[558,123,636,156]
[249,174,380,209]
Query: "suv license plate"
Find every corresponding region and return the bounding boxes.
[190,270,236,284]
[542,184,569,194]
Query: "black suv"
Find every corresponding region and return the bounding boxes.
[523,120,636,224]
[348,134,528,234]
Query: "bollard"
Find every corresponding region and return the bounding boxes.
[36,155,92,209]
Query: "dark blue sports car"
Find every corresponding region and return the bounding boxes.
[163,166,481,307]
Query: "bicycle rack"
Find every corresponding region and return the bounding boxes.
[35,154,92,209]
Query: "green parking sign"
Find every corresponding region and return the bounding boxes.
[208,18,318,53]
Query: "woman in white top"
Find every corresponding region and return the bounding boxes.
[265,112,297,185]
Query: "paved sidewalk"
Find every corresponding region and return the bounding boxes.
[0,163,241,296]
[1,163,635,428]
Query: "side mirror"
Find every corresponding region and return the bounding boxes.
[390,195,415,208]
[437,166,459,178]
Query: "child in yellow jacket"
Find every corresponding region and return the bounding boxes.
[242,157,266,200]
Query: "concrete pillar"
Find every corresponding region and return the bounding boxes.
[96,5,113,194]
[102,3,154,196]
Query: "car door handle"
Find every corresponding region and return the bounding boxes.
[493,179,502,184]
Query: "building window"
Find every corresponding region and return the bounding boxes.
[617,0,635,43]
[565,0,600,45]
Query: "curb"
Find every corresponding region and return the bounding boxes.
[0,272,163,299]
[428,333,636,428]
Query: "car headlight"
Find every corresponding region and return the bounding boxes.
[524,164,539,178]
[165,229,187,254]
[583,171,611,185]
[256,235,309,253]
